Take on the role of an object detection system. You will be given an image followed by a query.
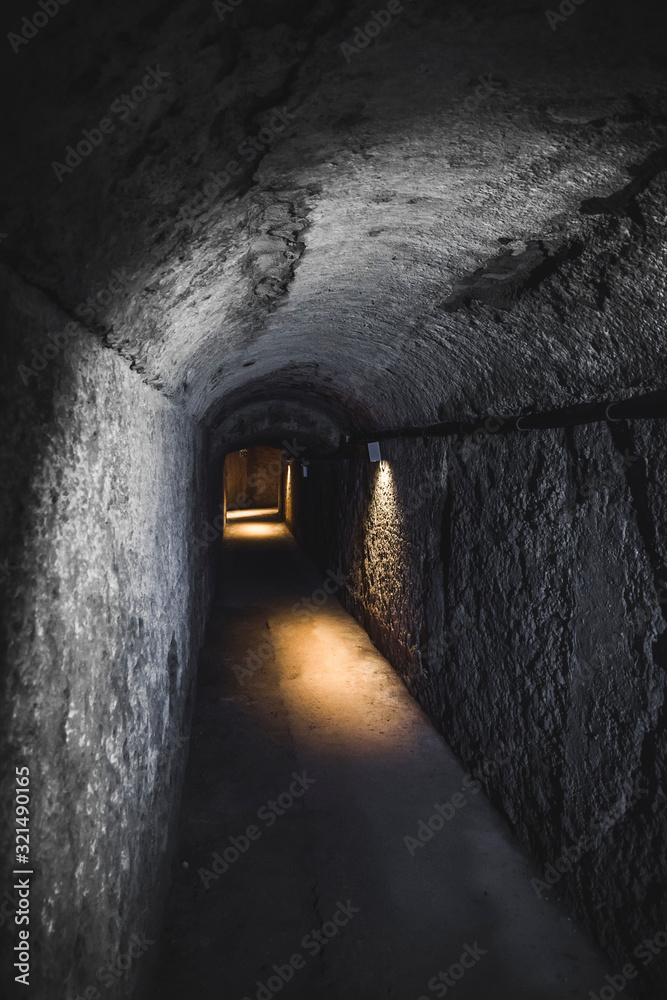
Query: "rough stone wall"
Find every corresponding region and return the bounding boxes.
[294,423,667,998]
[246,446,282,508]
[225,447,282,510]
[0,266,211,1000]
[224,451,248,511]
[283,463,297,535]
[7,0,667,432]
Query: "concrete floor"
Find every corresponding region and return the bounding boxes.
[149,513,622,1000]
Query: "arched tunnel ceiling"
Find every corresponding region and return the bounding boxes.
[212,398,342,455]
[2,0,667,432]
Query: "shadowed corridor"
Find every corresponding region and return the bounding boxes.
[149,511,614,1000]
[3,2,667,996]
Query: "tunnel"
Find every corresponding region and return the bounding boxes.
[1,0,667,997]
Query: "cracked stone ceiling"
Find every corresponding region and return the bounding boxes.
[2,0,667,441]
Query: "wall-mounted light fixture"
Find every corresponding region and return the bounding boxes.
[367,441,382,463]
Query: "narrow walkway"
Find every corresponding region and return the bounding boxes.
[150,515,616,1000]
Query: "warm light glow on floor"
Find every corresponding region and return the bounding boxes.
[226,521,284,539]
[267,621,407,758]
[222,516,408,758]
[227,507,280,521]
[274,612,409,758]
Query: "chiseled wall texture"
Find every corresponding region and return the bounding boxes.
[0,266,211,1000]
[225,447,282,510]
[246,446,282,508]
[291,423,667,998]
[224,451,249,511]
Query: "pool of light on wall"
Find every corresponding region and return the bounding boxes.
[367,460,402,532]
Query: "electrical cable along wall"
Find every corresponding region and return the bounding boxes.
[3,0,667,995]
[289,404,667,997]
[293,387,667,462]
